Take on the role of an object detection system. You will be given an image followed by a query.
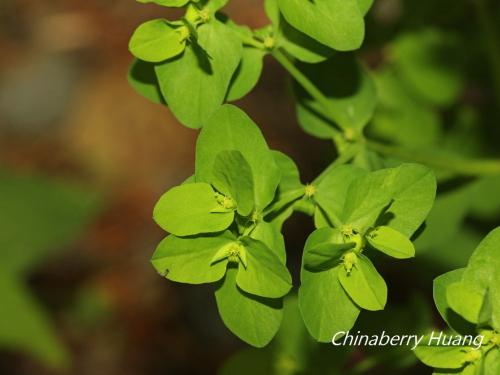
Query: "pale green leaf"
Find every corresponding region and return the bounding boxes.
[343,164,436,236]
[265,151,304,216]
[433,269,475,335]
[313,165,367,228]
[128,59,164,104]
[236,237,292,298]
[277,0,365,51]
[227,47,265,101]
[153,183,234,236]
[129,19,186,63]
[484,349,500,375]
[460,227,500,328]
[366,226,415,259]
[338,254,387,311]
[195,105,280,210]
[414,344,468,369]
[212,150,255,216]
[155,20,242,128]
[250,221,286,263]
[357,0,374,15]
[446,282,486,325]
[215,266,283,347]
[303,228,354,271]
[151,232,236,284]
[299,264,361,342]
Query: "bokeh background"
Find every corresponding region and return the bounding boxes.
[0,0,499,374]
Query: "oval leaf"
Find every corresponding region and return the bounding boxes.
[277,0,365,51]
[129,19,186,63]
[299,264,361,343]
[338,255,387,311]
[151,232,235,284]
[215,266,283,347]
[236,238,292,299]
[153,182,234,236]
[366,226,415,259]
[155,20,242,128]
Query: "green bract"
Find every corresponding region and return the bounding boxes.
[155,20,242,128]
[415,228,500,374]
[129,19,188,63]
[153,182,234,236]
[277,0,365,51]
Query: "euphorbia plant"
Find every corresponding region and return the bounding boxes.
[127,0,438,347]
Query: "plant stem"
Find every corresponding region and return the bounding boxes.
[474,0,500,108]
[367,140,500,176]
[272,49,346,133]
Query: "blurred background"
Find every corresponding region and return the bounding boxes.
[0,0,499,374]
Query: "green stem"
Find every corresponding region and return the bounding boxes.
[367,140,500,176]
[272,49,346,133]
[474,0,500,108]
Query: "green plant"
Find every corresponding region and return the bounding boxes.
[415,227,500,374]
[127,0,500,350]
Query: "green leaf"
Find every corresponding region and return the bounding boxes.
[366,226,415,259]
[343,164,436,236]
[153,183,234,236]
[295,55,377,138]
[265,151,304,215]
[278,18,335,63]
[137,0,190,7]
[151,232,236,284]
[277,0,365,51]
[414,344,467,369]
[0,170,100,368]
[299,264,361,342]
[250,221,286,263]
[265,0,334,64]
[303,228,354,271]
[227,47,265,101]
[129,19,187,63]
[338,254,387,311]
[202,0,229,13]
[461,227,500,329]
[212,150,255,216]
[155,20,242,128]
[128,59,165,104]
[446,282,486,325]
[357,0,374,15]
[195,105,280,210]
[313,165,367,228]
[391,29,464,106]
[215,266,283,347]
[236,237,292,298]
[0,272,69,369]
[484,349,500,375]
[433,269,475,335]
